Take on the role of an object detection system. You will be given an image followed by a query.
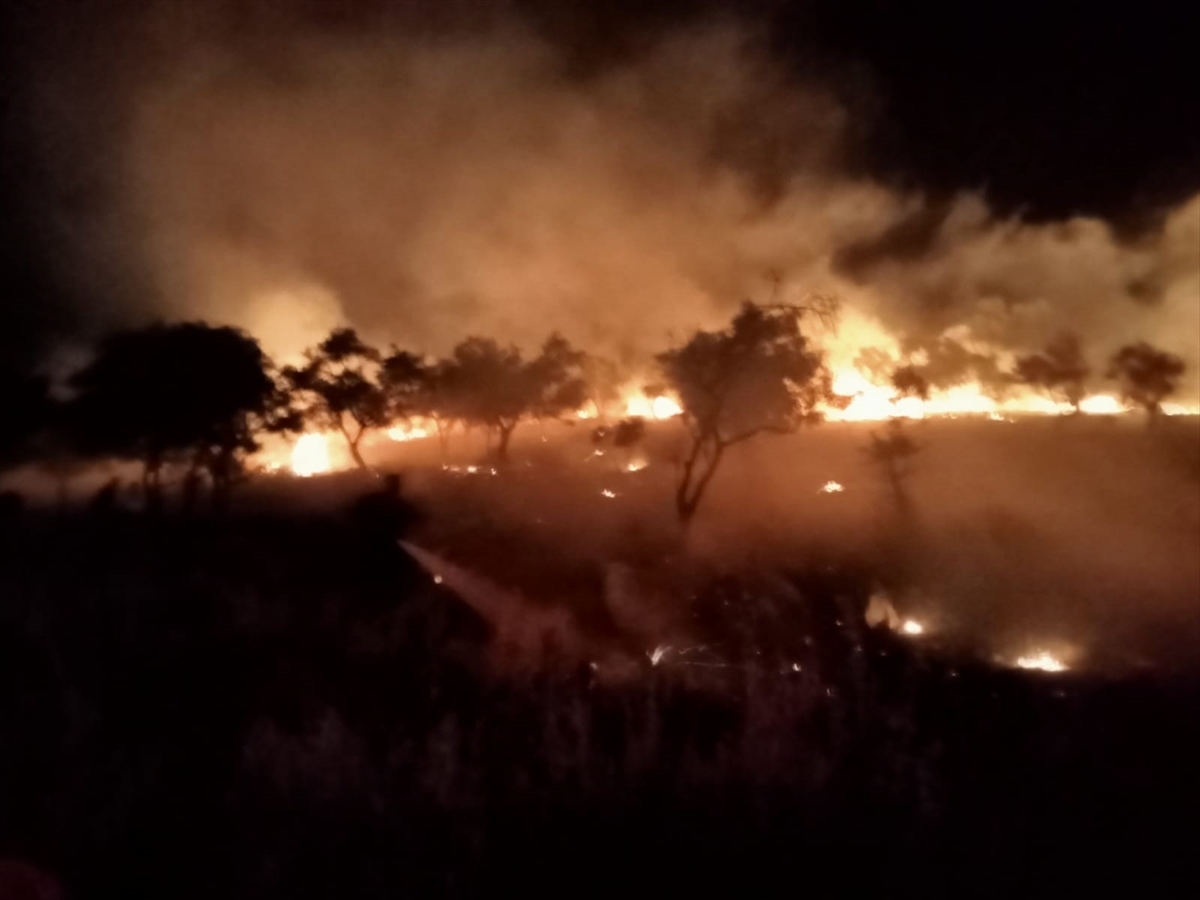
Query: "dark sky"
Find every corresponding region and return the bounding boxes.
[530,0,1200,222]
[1,0,1197,364]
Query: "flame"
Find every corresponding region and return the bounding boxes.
[823,366,1165,422]
[813,308,1200,421]
[601,488,617,498]
[291,433,332,477]
[819,480,844,494]
[625,458,648,472]
[574,385,683,422]
[623,391,683,420]
[1014,650,1069,672]
[387,420,432,442]
[1162,401,1200,416]
[900,619,925,636]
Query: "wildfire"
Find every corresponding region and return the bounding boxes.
[291,433,332,477]
[387,420,432,442]
[1014,650,1069,673]
[622,392,683,420]
[819,480,844,494]
[1077,394,1124,415]
[572,384,683,422]
[823,368,1160,422]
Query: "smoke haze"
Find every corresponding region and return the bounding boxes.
[10,1,1199,397]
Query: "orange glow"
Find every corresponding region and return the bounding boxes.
[291,433,332,477]
[623,390,683,420]
[1014,650,1069,673]
[387,420,432,442]
[822,362,1166,422]
[1078,394,1124,415]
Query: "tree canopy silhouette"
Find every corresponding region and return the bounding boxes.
[442,333,588,461]
[1106,341,1185,422]
[868,419,920,517]
[899,335,1007,395]
[379,347,427,422]
[284,328,388,470]
[1013,333,1090,412]
[658,300,835,527]
[891,364,931,402]
[68,322,279,504]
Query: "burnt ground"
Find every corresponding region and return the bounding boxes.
[1,417,1199,897]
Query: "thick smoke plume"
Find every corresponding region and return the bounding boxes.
[24,2,1200,396]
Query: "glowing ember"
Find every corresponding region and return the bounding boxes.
[291,433,331,477]
[1015,650,1068,672]
[625,459,648,472]
[648,644,670,666]
[601,489,617,498]
[575,401,600,420]
[900,619,925,636]
[819,480,844,494]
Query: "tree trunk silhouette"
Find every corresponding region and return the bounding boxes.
[495,421,517,462]
[886,465,912,519]
[434,418,450,458]
[339,419,370,470]
[1145,402,1162,428]
[675,435,724,528]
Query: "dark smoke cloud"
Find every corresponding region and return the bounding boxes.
[10,1,1199,398]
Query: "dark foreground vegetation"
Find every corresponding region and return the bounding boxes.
[2,505,1198,899]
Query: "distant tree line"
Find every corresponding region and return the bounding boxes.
[0,303,1190,524]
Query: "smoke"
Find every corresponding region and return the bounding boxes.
[18,1,1200,395]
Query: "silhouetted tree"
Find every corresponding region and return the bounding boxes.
[1107,341,1186,423]
[527,333,589,422]
[379,347,426,421]
[580,354,622,419]
[900,335,1007,395]
[658,301,835,527]
[868,419,920,516]
[413,358,465,455]
[1013,332,1090,412]
[443,337,528,461]
[284,328,387,470]
[69,322,278,507]
[891,364,931,402]
[443,332,588,461]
